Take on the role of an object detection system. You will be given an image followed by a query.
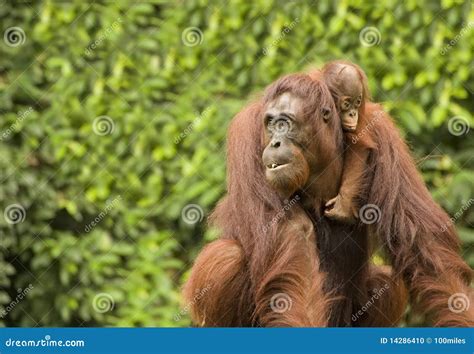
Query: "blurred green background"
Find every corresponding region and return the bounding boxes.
[0,0,472,327]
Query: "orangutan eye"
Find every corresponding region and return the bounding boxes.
[273,118,291,134]
[355,96,362,107]
[341,100,350,110]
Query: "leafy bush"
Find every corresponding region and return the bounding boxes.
[0,0,472,326]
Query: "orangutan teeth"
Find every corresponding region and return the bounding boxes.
[268,163,284,169]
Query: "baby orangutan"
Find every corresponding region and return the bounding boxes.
[322,61,376,223]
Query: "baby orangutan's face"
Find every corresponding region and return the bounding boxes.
[338,93,362,132]
[336,68,363,132]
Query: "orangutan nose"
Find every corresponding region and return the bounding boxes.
[271,140,281,148]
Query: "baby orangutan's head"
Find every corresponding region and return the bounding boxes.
[322,61,369,132]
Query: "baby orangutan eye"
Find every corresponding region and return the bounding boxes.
[341,99,350,111]
[355,95,362,107]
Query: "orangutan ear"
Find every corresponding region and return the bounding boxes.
[321,107,331,122]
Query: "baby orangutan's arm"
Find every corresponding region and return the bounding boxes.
[325,139,370,223]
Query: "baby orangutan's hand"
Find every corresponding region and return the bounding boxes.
[324,194,358,224]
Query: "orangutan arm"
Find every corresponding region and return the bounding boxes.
[325,138,372,223]
[254,212,331,327]
[182,239,253,326]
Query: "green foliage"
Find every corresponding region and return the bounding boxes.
[0,0,472,326]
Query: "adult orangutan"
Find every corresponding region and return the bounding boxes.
[183,66,473,327]
[183,72,406,327]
